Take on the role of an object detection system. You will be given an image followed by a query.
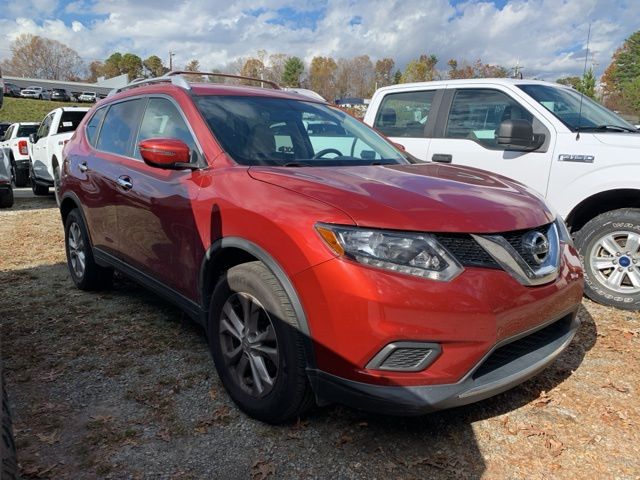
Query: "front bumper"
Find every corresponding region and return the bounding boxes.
[308,309,579,415]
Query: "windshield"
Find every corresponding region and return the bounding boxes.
[518,84,637,132]
[194,95,406,166]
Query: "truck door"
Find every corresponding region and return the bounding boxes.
[31,113,54,181]
[370,88,443,159]
[427,87,555,197]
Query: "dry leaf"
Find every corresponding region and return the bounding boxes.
[545,436,565,457]
[36,431,60,445]
[601,380,629,393]
[337,432,353,445]
[208,387,217,400]
[251,459,276,480]
[157,429,171,442]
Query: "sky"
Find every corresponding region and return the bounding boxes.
[0,0,637,81]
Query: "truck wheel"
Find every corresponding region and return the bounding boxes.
[208,261,314,424]
[13,165,28,188]
[575,208,640,310]
[0,188,13,209]
[64,209,113,290]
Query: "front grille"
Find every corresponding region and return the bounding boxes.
[435,234,499,268]
[380,348,433,370]
[472,315,573,380]
[501,223,553,269]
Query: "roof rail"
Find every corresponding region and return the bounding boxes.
[107,71,280,98]
[164,71,281,90]
[107,75,190,97]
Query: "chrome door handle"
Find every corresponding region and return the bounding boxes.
[78,162,88,172]
[117,176,133,190]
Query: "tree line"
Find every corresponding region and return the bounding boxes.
[1,31,638,114]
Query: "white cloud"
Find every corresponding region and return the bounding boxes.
[0,0,637,81]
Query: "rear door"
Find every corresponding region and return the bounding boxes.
[426,86,555,196]
[370,88,443,159]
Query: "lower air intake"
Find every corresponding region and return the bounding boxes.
[366,341,442,372]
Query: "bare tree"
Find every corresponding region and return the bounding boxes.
[1,34,85,80]
[309,56,338,102]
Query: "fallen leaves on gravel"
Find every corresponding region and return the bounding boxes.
[250,459,276,480]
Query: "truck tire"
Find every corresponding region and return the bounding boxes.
[13,166,28,188]
[1,373,18,480]
[0,188,13,209]
[575,208,640,311]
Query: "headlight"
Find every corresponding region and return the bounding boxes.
[315,223,463,281]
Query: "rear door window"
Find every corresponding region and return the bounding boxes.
[373,90,436,138]
[96,99,146,157]
[86,107,107,147]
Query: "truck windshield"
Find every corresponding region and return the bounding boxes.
[518,84,637,132]
[194,95,407,167]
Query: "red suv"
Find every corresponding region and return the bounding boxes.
[59,72,584,423]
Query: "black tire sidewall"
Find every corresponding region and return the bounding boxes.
[575,209,640,310]
[208,262,306,423]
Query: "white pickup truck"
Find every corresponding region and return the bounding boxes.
[29,106,89,201]
[0,122,39,187]
[364,78,640,310]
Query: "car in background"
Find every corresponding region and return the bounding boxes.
[3,82,20,97]
[20,86,44,99]
[58,72,583,424]
[50,88,72,102]
[78,91,97,103]
[1,122,40,187]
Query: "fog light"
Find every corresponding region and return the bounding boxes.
[366,342,442,372]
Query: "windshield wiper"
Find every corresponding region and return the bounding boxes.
[576,124,638,133]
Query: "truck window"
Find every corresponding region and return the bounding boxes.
[37,115,53,139]
[445,89,534,148]
[373,90,436,138]
[58,110,89,134]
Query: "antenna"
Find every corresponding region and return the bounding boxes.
[576,23,591,140]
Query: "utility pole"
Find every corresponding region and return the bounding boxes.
[169,51,176,71]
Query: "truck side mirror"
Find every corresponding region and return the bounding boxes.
[29,133,37,143]
[497,119,542,151]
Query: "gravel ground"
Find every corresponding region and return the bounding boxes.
[0,189,639,479]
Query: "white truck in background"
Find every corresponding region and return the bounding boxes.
[364,78,640,310]
[0,122,40,187]
[29,106,89,202]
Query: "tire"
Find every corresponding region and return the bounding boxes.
[208,261,314,424]
[575,208,640,310]
[64,209,113,290]
[13,164,28,188]
[53,160,61,207]
[0,188,13,209]
[1,373,17,480]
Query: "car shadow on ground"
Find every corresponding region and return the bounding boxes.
[6,188,56,212]
[0,262,596,479]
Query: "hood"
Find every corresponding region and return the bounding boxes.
[248,163,554,234]
[593,132,640,149]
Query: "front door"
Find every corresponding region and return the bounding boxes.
[31,113,53,181]
[427,87,555,197]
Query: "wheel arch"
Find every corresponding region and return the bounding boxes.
[566,189,640,233]
[199,237,316,367]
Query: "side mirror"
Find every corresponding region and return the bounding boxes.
[497,119,541,150]
[139,138,192,169]
[29,133,37,143]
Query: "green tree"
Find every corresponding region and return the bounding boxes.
[556,76,582,89]
[393,69,402,84]
[622,76,640,113]
[143,55,166,77]
[401,54,438,83]
[601,30,640,114]
[102,52,123,78]
[282,56,304,87]
[577,68,596,99]
[120,53,143,79]
[374,58,395,88]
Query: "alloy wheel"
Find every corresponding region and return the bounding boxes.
[218,292,279,398]
[589,230,640,294]
[68,222,86,279]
